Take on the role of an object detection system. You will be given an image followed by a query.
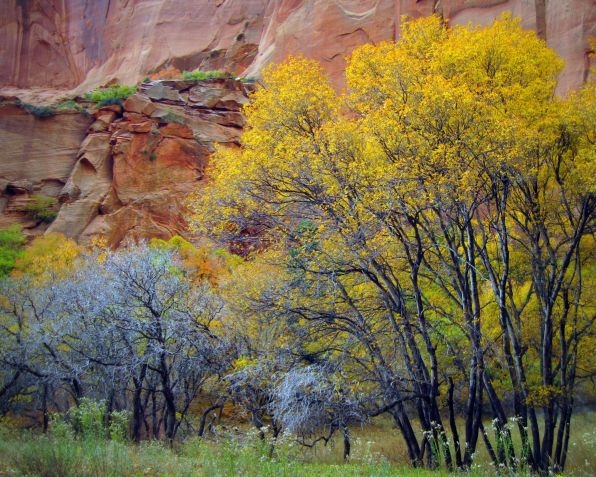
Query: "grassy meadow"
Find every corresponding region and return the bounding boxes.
[0,412,593,477]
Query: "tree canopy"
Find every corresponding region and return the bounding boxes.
[192,14,595,473]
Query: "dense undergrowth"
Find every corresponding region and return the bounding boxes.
[0,415,594,477]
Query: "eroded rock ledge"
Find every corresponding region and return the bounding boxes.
[0,79,252,246]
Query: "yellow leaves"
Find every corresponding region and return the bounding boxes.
[12,233,82,284]
[438,13,562,101]
[526,385,564,407]
[399,14,446,60]
[558,83,596,195]
[232,355,257,371]
[245,55,338,141]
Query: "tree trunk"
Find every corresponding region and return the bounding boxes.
[342,425,351,462]
[198,403,222,437]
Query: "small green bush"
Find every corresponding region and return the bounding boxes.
[24,194,59,223]
[181,69,228,81]
[20,102,56,118]
[51,399,130,442]
[108,409,131,442]
[84,84,137,107]
[55,99,86,113]
[0,225,26,277]
[71,398,107,440]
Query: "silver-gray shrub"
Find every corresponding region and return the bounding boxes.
[0,242,231,440]
[271,364,366,441]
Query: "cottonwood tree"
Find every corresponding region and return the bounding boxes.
[192,15,594,473]
[73,244,230,441]
[0,274,89,429]
[271,364,366,462]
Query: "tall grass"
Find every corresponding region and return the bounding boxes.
[84,85,137,107]
[0,430,467,477]
[0,412,593,476]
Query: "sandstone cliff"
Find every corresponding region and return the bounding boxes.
[1,0,593,96]
[0,102,92,231]
[0,79,249,245]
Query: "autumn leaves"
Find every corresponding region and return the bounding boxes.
[192,15,594,472]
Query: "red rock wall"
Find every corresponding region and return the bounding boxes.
[0,0,268,90]
[0,102,92,234]
[1,0,593,95]
[0,78,249,245]
[47,79,249,246]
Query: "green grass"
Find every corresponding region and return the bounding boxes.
[0,431,468,477]
[0,412,593,476]
[55,99,87,113]
[181,70,228,81]
[24,194,59,223]
[84,85,137,107]
[0,225,26,277]
[19,102,56,118]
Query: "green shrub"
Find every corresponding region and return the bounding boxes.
[51,399,130,442]
[24,194,59,223]
[108,409,131,442]
[55,99,86,113]
[0,225,26,277]
[84,84,137,107]
[71,398,107,440]
[19,102,56,118]
[49,413,75,440]
[181,69,228,81]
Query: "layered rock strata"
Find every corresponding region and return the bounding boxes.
[0,79,250,245]
[0,101,92,233]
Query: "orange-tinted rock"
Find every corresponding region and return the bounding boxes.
[88,110,117,132]
[160,122,195,139]
[188,84,248,110]
[126,119,156,134]
[0,78,249,245]
[0,1,592,97]
[75,79,247,245]
[123,94,157,116]
[48,132,113,238]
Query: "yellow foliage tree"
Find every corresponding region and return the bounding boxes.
[191,14,594,473]
[12,233,82,284]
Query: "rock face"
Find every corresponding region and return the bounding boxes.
[0,1,593,96]
[0,102,92,233]
[0,0,268,92]
[45,79,249,246]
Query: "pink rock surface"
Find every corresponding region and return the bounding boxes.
[0,0,268,91]
[0,1,593,96]
[0,102,92,234]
